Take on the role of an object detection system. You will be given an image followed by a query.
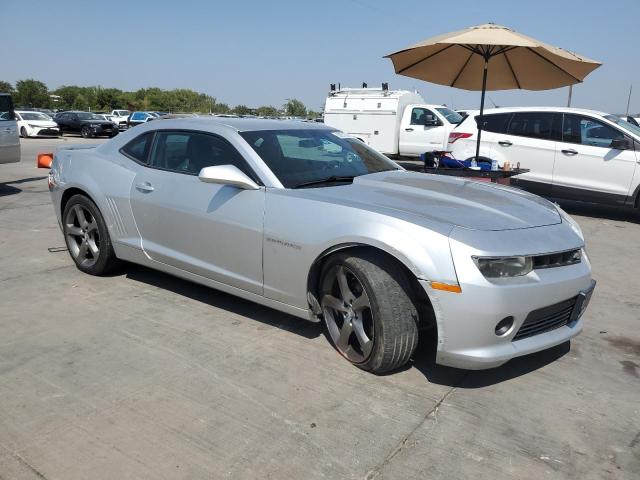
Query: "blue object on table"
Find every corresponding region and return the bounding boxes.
[439,156,492,170]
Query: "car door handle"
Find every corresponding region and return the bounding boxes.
[405,128,414,132]
[135,182,155,193]
[498,140,512,147]
[561,149,578,156]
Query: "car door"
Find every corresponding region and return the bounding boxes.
[552,114,638,204]
[128,129,265,294]
[399,107,447,156]
[495,111,559,197]
[0,95,20,164]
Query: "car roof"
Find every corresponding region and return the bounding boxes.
[469,106,611,117]
[151,116,333,132]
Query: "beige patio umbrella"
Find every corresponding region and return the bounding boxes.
[385,23,601,161]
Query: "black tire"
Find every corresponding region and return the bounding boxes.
[20,127,28,138]
[62,194,120,275]
[81,126,92,138]
[319,251,419,374]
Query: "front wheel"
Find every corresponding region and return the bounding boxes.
[320,251,419,373]
[81,126,92,138]
[62,194,120,275]
[20,127,28,138]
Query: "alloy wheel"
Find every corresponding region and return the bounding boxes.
[321,265,374,363]
[65,204,100,268]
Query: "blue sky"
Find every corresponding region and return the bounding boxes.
[4,0,639,113]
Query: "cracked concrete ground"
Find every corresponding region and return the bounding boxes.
[1,137,638,479]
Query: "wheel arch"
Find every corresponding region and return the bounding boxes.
[60,186,99,216]
[306,243,436,329]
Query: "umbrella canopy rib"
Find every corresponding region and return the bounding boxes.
[503,52,522,89]
[397,44,455,74]
[451,51,475,87]
[525,47,582,84]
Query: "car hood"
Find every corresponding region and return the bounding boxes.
[298,170,561,231]
[25,120,58,127]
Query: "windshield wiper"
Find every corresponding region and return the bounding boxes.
[292,175,356,189]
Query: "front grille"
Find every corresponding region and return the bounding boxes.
[37,129,59,136]
[532,249,581,270]
[513,297,576,341]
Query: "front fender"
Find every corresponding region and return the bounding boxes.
[263,192,457,309]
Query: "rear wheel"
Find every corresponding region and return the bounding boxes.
[62,194,119,275]
[81,126,92,138]
[320,251,419,373]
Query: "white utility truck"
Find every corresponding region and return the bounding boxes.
[323,86,463,158]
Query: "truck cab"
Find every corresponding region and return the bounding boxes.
[323,87,463,158]
[0,93,20,165]
[398,104,462,156]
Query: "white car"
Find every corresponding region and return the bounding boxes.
[110,110,130,130]
[448,107,640,208]
[16,110,61,138]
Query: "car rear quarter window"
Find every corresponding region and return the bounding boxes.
[121,132,154,164]
[506,112,555,140]
[475,113,510,133]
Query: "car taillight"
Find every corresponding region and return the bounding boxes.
[448,132,473,143]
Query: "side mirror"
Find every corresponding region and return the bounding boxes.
[198,165,259,190]
[610,138,631,150]
[423,115,439,127]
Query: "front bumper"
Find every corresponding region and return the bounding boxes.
[424,224,594,370]
[30,126,60,136]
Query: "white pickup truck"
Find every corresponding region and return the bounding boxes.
[323,86,463,158]
[110,110,130,130]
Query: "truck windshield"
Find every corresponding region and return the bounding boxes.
[435,107,464,125]
[240,129,400,188]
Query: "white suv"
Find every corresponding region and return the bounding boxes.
[448,107,640,209]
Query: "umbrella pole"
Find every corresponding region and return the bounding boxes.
[474,57,489,164]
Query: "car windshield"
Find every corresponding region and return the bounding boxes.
[435,107,464,124]
[604,114,640,138]
[115,110,128,116]
[77,112,103,120]
[20,112,50,120]
[240,129,401,188]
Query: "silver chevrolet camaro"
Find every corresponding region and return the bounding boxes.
[47,118,595,373]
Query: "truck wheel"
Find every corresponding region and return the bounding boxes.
[62,194,120,275]
[320,251,419,373]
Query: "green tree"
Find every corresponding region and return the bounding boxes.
[283,98,306,117]
[0,81,13,94]
[72,93,89,111]
[15,79,50,108]
[212,102,231,114]
[233,104,251,116]
[257,105,279,117]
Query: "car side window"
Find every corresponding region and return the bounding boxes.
[0,96,15,121]
[562,114,626,148]
[506,112,555,140]
[149,131,256,179]
[120,132,154,164]
[476,113,510,133]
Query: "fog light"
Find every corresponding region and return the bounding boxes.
[495,316,514,336]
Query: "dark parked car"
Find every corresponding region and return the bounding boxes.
[53,111,118,138]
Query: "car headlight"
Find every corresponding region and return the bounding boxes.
[472,256,533,278]
[556,205,583,240]
[89,123,101,128]
[28,124,40,128]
